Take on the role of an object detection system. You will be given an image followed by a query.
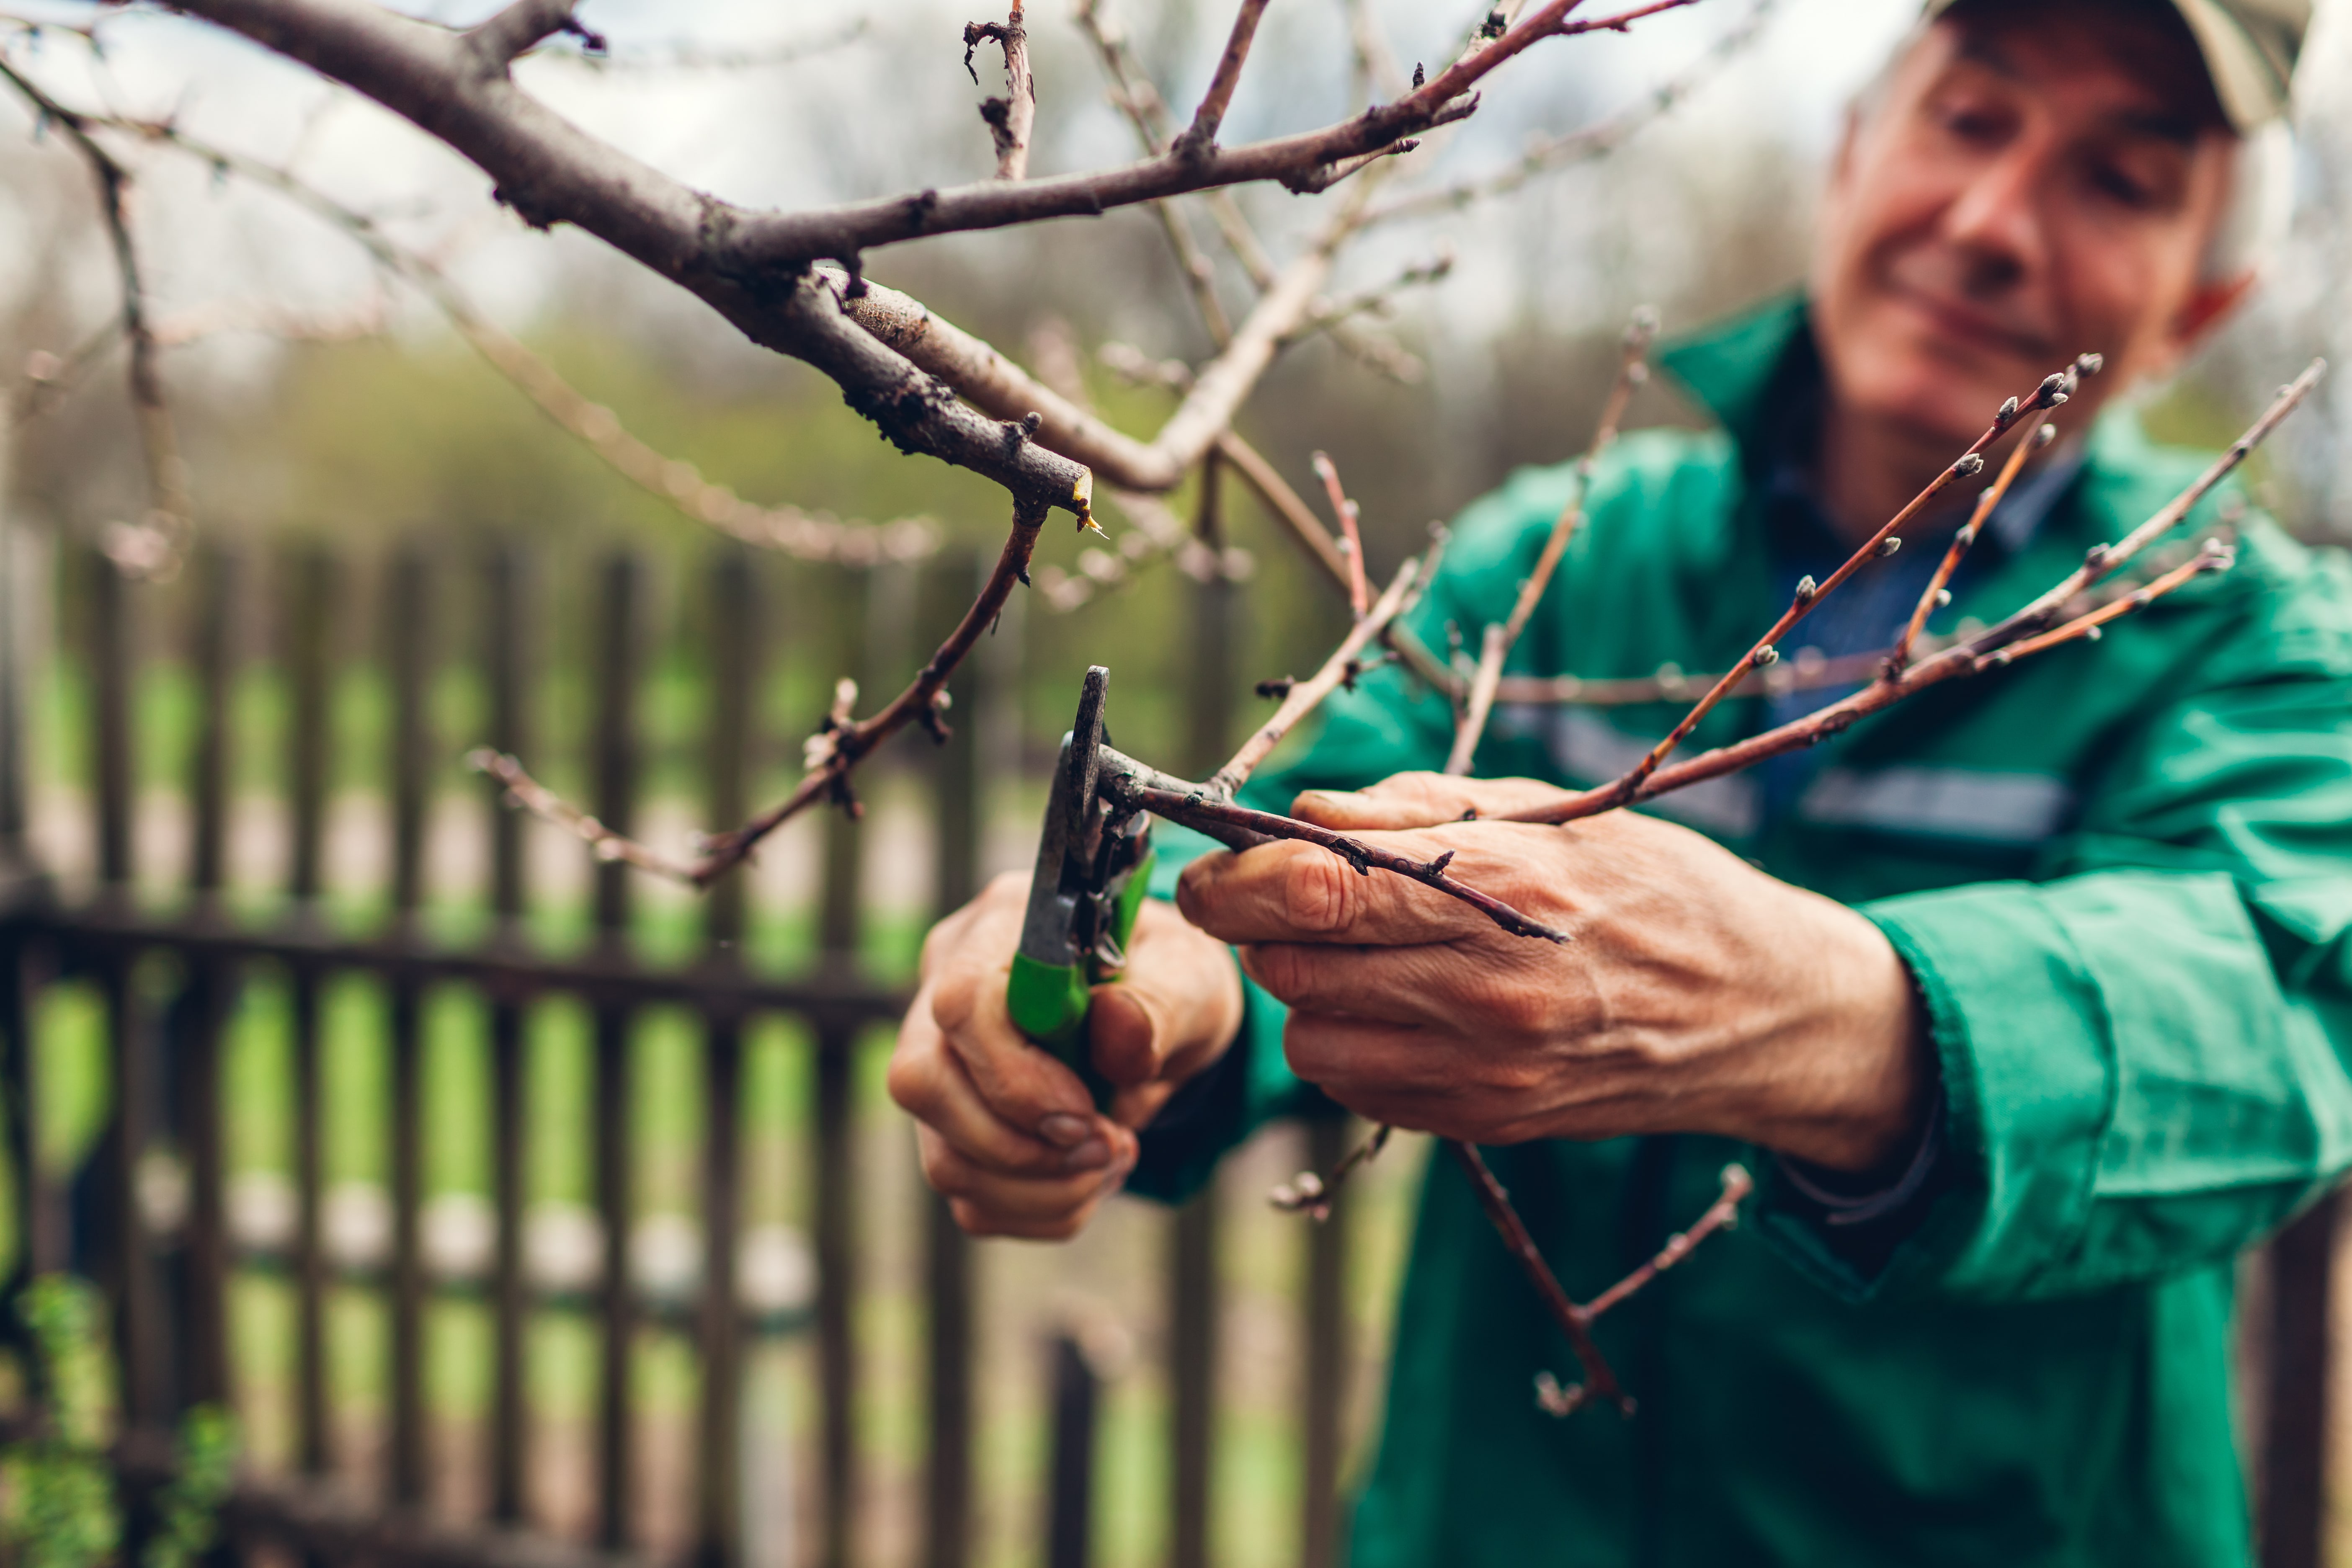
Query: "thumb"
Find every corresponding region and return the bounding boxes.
[1087,983,1167,1088]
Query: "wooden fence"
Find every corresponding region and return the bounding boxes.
[0,537,1359,1568]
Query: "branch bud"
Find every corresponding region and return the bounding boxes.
[1997,396,2019,422]
[1792,575,1817,604]
[1752,644,1779,667]
[2082,543,2111,571]
[2074,351,2105,377]
[2035,371,2068,406]
[1877,536,1903,558]
[2033,422,2058,449]
[2084,625,2104,642]
[1953,452,1985,477]
[1936,588,1952,608]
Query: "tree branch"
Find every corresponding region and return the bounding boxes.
[90,109,944,565]
[1131,788,1571,944]
[1206,557,1421,797]
[1444,309,1655,774]
[464,0,596,70]
[1887,415,2052,672]
[0,58,192,579]
[965,1,1035,181]
[1173,0,1272,158]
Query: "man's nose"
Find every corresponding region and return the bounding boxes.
[1938,140,2052,294]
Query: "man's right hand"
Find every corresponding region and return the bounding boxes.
[887,871,1246,1240]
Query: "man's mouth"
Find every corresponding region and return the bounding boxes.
[1882,275,2058,364]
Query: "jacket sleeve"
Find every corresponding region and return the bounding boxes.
[1756,657,2352,1302]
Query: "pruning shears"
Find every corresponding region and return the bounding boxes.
[1008,666,1160,1111]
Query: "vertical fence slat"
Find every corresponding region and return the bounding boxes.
[2260,1190,2340,1568]
[385,547,431,1509]
[814,565,867,1568]
[90,547,162,1429]
[922,552,983,1568]
[694,548,750,1568]
[1300,1116,1349,1568]
[179,546,238,1412]
[589,559,642,1555]
[1170,456,1237,1568]
[284,544,335,1482]
[484,544,534,1525]
[1044,1334,1098,1568]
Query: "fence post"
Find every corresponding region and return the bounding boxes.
[177,545,239,1416]
[2259,1189,2340,1568]
[1300,1116,1351,1568]
[1045,1333,1100,1568]
[1171,453,1237,1568]
[587,545,641,1552]
[813,562,869,1568]
[282,543,335,1488]
[384,545,432,1509]
[694,547,754,1568]
[483,543,539,1526]
[921,550,985,1568]
[88,545,163,1434]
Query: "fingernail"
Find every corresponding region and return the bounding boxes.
[1038,1113,1092,1148]
[1061,1138,1112,1172]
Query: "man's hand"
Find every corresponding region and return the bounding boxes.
[888,872,1246,1239]
[1176,773,1932,1173]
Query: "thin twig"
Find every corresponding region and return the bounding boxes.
[1270,1123,1393,1218]
[1444,308,1656,773]
[1590,360,2091,810]
[0,59,192,578]
[1174,0,1274,158]
[1312,451,1371,618]
[1365,0,1778,227]
[1448,1142,1628,1412]
[94,111,941,566]
[965,1,1035,181]
[1207,558,1420,797]
[1885,417,2053,673]
[483,495,1058,884]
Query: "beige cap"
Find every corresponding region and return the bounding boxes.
[1921,0,2307,131]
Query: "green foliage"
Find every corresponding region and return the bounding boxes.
[0,1277,238,1568]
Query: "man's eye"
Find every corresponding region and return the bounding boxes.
[2087,163,2155,208]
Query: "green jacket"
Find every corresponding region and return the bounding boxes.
[1132,297,2352,1566]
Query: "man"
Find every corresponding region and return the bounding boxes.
[891,0,2352,1560]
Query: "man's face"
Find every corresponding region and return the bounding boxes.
[1810,3,2244,454]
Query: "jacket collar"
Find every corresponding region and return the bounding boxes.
[1655,291,1816,467]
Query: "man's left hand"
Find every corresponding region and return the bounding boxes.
[1174,773,1933,1173]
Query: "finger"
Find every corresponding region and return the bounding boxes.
[1177,832,1524,947]
[1087,901,1244,1088]
[889,1008,1119,1179]
[930,952,1111,1140]
[921,1128,1135,1236]
[1292,772,1573,830]
[1278,1014,1480,1128]
[1236,940,1491,1027]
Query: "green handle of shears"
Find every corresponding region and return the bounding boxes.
[1007,852,1156,1113]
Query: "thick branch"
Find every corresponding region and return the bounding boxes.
[96,112,941,565]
